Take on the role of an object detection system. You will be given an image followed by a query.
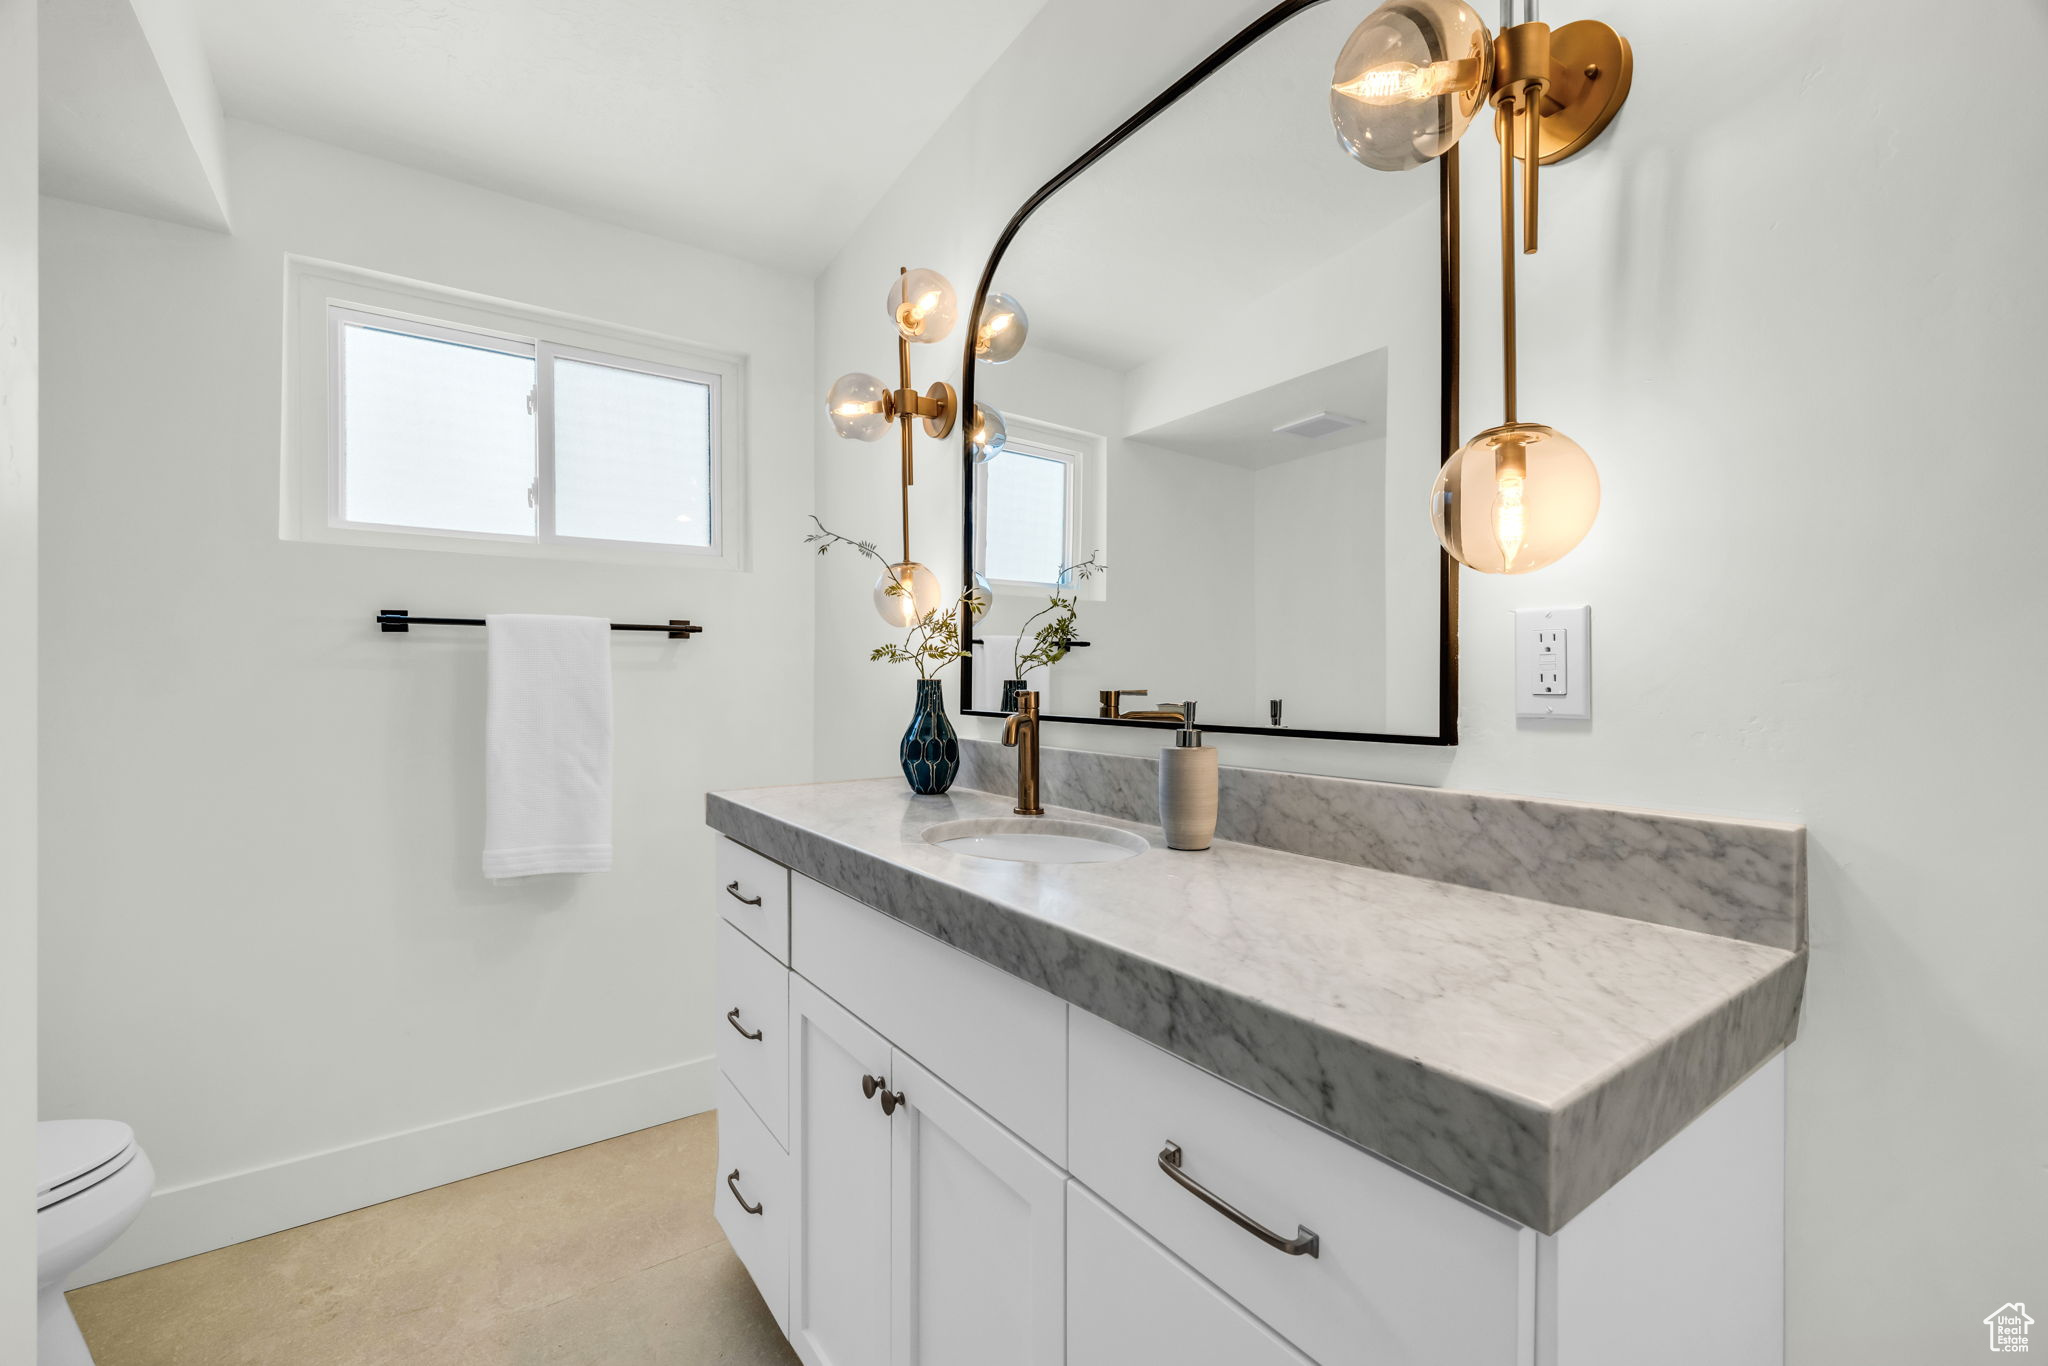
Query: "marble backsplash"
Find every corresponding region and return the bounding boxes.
[957,739,1805,950]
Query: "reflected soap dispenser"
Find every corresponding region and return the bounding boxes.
[1158,702,1218,852]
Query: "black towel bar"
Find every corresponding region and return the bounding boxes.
[377,610,702,639]
[970,638,1090,647]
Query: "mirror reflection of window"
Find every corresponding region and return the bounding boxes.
[961,0,1451,741]
[982,441,1077,587]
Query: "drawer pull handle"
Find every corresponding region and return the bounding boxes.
[861,1074,906,1115]
[726,1007,763,1042]
[725,1169,764,1216]
[725,880,764,907]
[1157,1142,1320,1259]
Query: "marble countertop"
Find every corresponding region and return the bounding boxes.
[707,779,1805,1233]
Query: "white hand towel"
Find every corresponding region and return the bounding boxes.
[972,636,1019,712]
[484,615,613,878]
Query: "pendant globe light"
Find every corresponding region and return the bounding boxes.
[1332,0,1631,574]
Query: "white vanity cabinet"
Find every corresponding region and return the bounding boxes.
[886,1048,1066,1366]
[784,974,1065,1366]
[787,976,892,1366]
[1069,1181,1315,1366]
[711,840,1787,1366]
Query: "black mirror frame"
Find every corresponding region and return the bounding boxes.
[958,0,1459,746]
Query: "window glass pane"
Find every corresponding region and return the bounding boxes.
[985,448,1070,584]
[340,323,536,536]
[553,358,714,547]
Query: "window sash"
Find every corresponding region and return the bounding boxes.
[537,342,725,555]
[326,304,726,557]
[975,435,1082,590]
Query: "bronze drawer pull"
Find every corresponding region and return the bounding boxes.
[726,1007,762,1041]
[725,1169,763,1216]
[725,880,764,907]
[861,1074,906,1115]
[1157,1142,1320,1258]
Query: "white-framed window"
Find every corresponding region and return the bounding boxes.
[973,415,1104,595]
[284,257,746,568]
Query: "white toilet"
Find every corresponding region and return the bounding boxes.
[36,1121,154,1366]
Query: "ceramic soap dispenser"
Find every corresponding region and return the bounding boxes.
[1158,701,1218,851]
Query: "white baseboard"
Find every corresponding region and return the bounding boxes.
[71,1055,716,1288]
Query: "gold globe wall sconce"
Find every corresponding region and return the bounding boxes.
[1333,0,1630,574]
[825,266,967,625]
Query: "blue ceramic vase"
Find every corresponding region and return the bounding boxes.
[1000,679,1028,714]
[900,678,959,795]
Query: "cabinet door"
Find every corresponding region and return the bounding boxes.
[888,1048,1064,1366]
[1068,1182,1312,1366]
[789,976,894,1366]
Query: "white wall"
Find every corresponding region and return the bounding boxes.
[39,119,816,1280]
[1253,438,1386,734]
[1,0,37,1351]
[812,1,2048,1359]
[972,342,1259,720]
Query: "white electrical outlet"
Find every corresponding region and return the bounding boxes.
[1516,606,1591,719]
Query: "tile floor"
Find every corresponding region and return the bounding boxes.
[67,1113,799,1366]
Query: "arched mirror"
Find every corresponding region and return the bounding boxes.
[959,0,1458,745]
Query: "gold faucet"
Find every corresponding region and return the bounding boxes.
[1002,690,1044,816]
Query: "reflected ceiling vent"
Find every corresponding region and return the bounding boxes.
[1272,410,1366,439]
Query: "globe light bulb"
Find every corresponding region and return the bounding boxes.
[887,269,958,344]
[974,292,1030,363]
[1491,461,1528,569]
[873,562,946,627]
[967,571,994,620]
[967,403,1007,463]
[1330,0,1492,172]
[825,372,892,442]
[1430,423,1600,575]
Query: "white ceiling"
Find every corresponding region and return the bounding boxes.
[183,0,1047,270]
[41,0,231,231]
[1131,351,1388,469]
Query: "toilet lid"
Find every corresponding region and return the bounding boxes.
[37,1120,136,1206]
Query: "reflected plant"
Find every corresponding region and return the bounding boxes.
[1012,552,1106,680]
[806,515,974,680]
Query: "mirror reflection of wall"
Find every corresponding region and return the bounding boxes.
[968,0,1447,738]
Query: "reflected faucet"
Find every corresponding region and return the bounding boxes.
[1099,689,1148,719]
[1100,689,1186,722]
[1002,690,1044,816]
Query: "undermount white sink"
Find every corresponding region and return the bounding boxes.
[922,817,1148,865]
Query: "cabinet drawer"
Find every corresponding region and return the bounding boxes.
[716,838,790,962]
[1069,1008,1531,1366]
[1068,1182,1311,1366]
[792,875,1067,1163]
[715,1072,789,1334]
[716,919,789,1148]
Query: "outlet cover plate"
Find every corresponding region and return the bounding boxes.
[1516,605,1591,720]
